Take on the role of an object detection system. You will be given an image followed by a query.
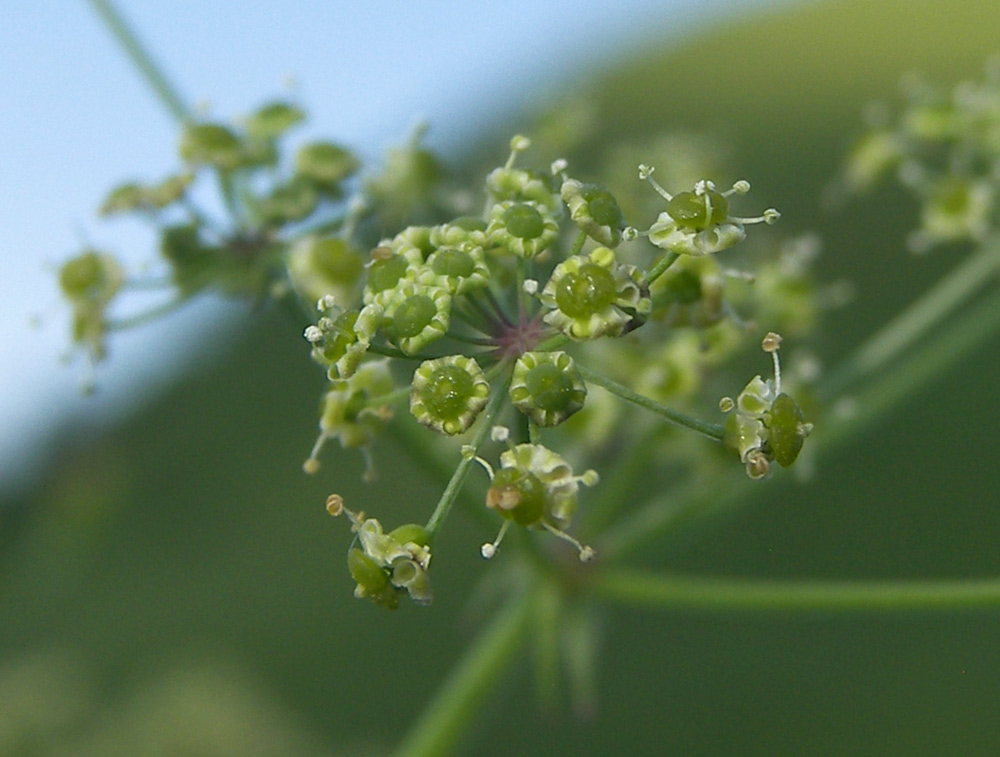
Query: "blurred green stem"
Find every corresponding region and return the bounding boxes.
[86,0,191,123]
[393,594,533,757]
[820,233,1000,400]
[593,569,1000,611]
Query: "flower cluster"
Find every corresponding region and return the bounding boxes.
[59,118,813,610]
[294,136,809,606]
[720,333,812,479]
[841,60,1000,252]
[55,101,435,382]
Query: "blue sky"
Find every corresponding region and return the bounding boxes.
[0,0,777,494]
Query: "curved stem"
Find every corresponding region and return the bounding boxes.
[593,568,1000,612]
[105,294,189,331]
[577,364,724,441]
[86,0,191,123]
[392,593,533,757]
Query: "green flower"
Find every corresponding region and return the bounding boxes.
[910,176,994,251]
[418,243,490,295]
[481,441,598,561]
[381,281,451,355]
[244,101,306,139]
[328,496,433,609]
[650,253,726,328]
[295,141,359,190]
[304,298,382,379]
[179,122,245,171]
[58,250,125,364]
[643,172,779,256]
[486,200,561,258]
[362,246,420,307]
[288,236,365,307]
[720,333,811,478]
[304,359,394,473]
[538,246,650,339]
[509,351,587,426]
[561,179,627,247]
[410,355,490,434]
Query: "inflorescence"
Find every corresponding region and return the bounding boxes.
[59,115,811,609]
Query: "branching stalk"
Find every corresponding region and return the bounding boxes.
[392,594,533,757]
[577,364,724,441]
[424,380,510,538]
[594,569,1000,611]
[86,0,191,123]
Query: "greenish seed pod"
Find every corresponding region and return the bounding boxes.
[502,203,546,240]
[245,101,306,139]
[296,141,359,186]
[554,263,618,318]
[666,190,729,230]
[347,548,389,594]
[487,468,547,526]
[580,184,625,229]
[393,295,437,338]
[366,254,410,294]
[388,523,431,547]
[510,351,586,426]
[767,392,806,467]
[179,123,244,170]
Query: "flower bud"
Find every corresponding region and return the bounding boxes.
[410,355,490,435]
[509,351,586,426]
[561,179,627,247]
[538,247,649,340]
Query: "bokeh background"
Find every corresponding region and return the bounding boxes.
[4,0,1000,754]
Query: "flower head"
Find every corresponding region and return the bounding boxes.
[720,333,812,478]
[641,170,779,256]
[328,495,433,609]
[538,246,650,339]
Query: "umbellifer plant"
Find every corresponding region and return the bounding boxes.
[50,3,1000,754]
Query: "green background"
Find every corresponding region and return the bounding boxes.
[4,0,1000,754]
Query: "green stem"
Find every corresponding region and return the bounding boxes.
[569,230,588,257]
[392,594,533,757]
[86,0,191,123]
[820,283,1000,450]
[642,250,680,287]
[424,380,510,538]
[389,417,494,532]
[105,295,189,331]
[593,568,1000,612]
[820,234,1000,400]
[577,364,724,441]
